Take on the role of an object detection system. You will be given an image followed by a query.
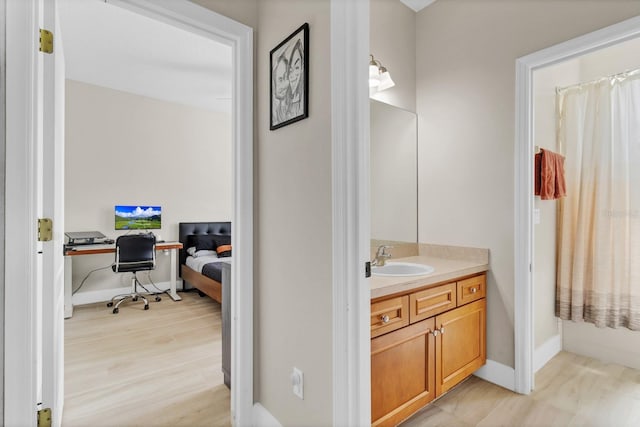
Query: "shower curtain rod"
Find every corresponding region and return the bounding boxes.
[556,67,640,94]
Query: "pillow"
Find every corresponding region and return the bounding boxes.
[213,236,232,257]
[193,250,217,258]
[216,244,232,258]
[186,246,217,258]
[190,234,217,251]
[214,235,231,247]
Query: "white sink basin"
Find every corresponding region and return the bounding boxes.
[372,262,435,277]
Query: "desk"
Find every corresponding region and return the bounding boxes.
[64,241,183,318]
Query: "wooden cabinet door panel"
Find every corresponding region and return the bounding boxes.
[435,299,486,395]
[409,282,457,323]
[371,317,436,427]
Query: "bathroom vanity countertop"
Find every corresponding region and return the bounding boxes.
[370,252,489,300]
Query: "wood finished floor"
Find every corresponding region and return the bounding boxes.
[401,351,640,427]
[65,294,640,427]
[63,291,230,427]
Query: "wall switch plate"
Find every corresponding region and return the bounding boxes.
[291,367,304,399]
[534,208,541,225]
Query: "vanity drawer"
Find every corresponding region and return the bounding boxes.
[409,282,457,323]
[457,274,486,306]
[371,296,410,338]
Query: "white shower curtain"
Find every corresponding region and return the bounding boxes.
[556,71,640,330]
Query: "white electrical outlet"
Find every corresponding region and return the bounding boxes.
[291,367,304,399]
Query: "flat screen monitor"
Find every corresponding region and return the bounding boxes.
[115,205,161,230]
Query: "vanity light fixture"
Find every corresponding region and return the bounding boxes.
[369,54,395,93]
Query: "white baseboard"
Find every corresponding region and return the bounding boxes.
[534,334,562,373]
[253,403,282,427]
[473,359,515,391]
[72,280,182,306]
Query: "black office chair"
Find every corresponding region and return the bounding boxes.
[107,233,161,314]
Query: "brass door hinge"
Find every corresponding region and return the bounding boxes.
[38,218,53,242]
[39,29,53,54]
[37,408,52,427]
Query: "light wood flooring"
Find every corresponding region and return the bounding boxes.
[63,291,230,427]
[402,351,640,427]
[65,295,640,427]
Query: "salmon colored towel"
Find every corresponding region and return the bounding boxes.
[534,148,566,200]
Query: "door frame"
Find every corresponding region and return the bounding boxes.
[4,0,254,424]
[0,0,7,420]
[330,0,370,425]
[514,14,640,394]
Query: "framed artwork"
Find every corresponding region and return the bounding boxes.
[270,23,309,130]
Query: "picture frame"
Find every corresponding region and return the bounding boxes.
[270,23,309,130]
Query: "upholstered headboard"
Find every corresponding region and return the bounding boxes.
[178,222,232,268]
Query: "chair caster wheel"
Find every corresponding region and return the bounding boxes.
[107,302,113,307]
[198,291,206,298]
[155,296,161,302]
[112,308,119,314]
[133,297,139,302]
[144,305,149,310]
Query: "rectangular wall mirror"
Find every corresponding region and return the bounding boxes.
[370,100,418,243]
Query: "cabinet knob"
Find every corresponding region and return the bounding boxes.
[470,287,478,294]
[439,327,445,335]
[381,315,390,324]
[431,329,439,337]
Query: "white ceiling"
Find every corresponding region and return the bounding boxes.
[58,0,232,113]
[399,0,438,12]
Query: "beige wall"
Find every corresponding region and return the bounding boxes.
[189,0,258,29]
[533,60,579,349]
[256,1,333,425]
[579,35,640,81]
[370,0,416,112]
[170,1,335,423]
[65,80,231,293]
[416,0,640,368]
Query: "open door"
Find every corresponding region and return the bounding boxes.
[4,0,64,424]
[41,0,65,425]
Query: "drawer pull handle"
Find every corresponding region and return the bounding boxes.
[381,315,390,324]
[470,287,478,294]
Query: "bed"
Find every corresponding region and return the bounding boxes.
[179,221,232,388]
[179,221,231,303]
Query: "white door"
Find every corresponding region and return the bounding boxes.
[41,0,66,425]
[4,0,64,424]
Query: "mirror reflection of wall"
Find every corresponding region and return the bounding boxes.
[370,99,418,243]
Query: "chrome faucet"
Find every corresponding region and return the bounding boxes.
[372,245,393,267]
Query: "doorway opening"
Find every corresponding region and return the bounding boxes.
[59,0,253,423]
[514,15,640,394]
[3,0,253,424]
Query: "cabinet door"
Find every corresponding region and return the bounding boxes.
[435,298,486,396]
[371,317,436,427]
[371,318,436,426]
